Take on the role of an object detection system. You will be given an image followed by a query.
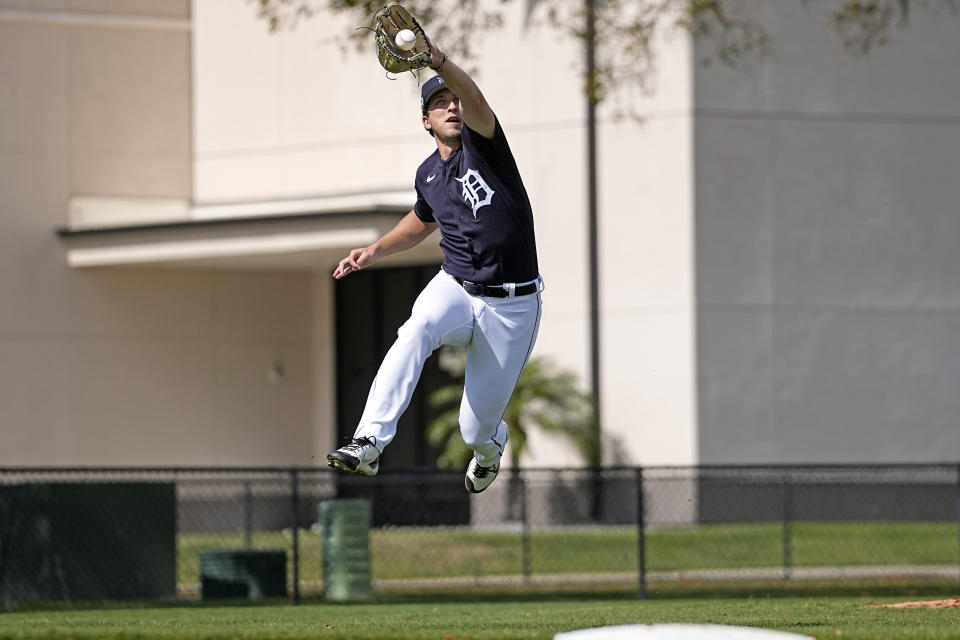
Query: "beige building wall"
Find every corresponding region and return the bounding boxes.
[0,2,316,466]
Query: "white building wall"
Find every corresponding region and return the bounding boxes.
[597,27,697,466]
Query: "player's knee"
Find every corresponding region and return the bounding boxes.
[459,423,490,450]
[397,316,440,350]
[460,432,484,451]
[461,417,509,455]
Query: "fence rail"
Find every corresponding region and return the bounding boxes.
[0,464,958,609]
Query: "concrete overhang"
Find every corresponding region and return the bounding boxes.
[57,192,442,271]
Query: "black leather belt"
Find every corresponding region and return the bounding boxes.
[459,278,538,298]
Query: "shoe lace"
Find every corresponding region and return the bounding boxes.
[473,463,498,478]
[342,437,375,454]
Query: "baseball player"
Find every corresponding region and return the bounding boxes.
[327,35,542,494]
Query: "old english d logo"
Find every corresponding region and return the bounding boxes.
[456,168,495,219]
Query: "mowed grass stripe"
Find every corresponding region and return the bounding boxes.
[2,597,960,640]
[177,521,959,585]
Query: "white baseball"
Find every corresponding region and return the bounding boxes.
[395,29,417,51]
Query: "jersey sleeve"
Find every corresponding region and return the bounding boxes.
[461,117,514,172]
[413,183,434,222]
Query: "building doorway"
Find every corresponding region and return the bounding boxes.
[334,264,454,468]
[334,264,470,524]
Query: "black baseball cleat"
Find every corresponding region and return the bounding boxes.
[327,437,380,476]
[465,458,500,493]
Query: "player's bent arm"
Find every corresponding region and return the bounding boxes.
[332,211,436,279]
[427,39,496,139]
[369,210,437,258]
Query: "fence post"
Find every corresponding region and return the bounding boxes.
[781,472,792,581]
[956,463,960,592]
[290,468,300,605]
[243,480,253,548]
[636,467,646,600]
[520,470,530,582]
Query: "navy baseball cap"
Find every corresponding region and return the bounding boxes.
[420,75,449,114]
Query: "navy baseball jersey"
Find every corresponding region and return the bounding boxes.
[413,118,539,285]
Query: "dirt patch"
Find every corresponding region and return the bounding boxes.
[869,598,960,609]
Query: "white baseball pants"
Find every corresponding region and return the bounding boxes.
[354,269,543,466]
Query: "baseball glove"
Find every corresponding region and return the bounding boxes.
[368,3,432,74]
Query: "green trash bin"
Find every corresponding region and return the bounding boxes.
[199,550,287,600]
[317,499,373,601]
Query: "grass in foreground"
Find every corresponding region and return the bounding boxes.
[1,595,959,640]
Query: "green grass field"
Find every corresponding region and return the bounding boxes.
[4,522,954,639]
[177,521,959,586]
[1,595,959,639]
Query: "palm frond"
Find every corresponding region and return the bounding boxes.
[428,383,465,409]
[427,354,599,468]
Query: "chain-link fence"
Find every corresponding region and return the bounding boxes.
[0,464,958,609]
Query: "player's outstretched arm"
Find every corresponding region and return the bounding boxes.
[427,38,496,139]
[333,211,436,279]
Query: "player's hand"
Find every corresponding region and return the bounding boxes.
[426,36,445,71]
[333,247,375,279]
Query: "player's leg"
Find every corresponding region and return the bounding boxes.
[328,271,474,475]
[459,289,542,492]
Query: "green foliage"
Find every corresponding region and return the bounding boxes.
[829,0,957,53]
[425,353,599,468]
[252,0,504,72]
[252,0,957,109]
